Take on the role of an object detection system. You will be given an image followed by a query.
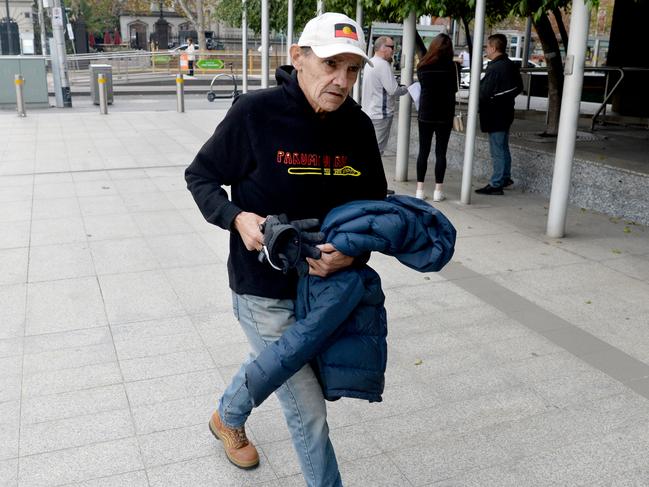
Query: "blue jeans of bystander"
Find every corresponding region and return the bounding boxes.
[488,130,512,188]
[218,292,342,487]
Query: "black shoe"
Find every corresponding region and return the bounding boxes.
[386,189,395,195]
[503,178,514,189]
[475,184,504,195]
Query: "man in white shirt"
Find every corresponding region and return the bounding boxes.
[361,36,408,155]
[186,37,196,77]
[459,49,470,68]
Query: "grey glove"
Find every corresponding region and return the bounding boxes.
[258,214,324,274]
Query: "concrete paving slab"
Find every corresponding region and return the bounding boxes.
[0,374,21,403]
[163,264,232,314]
[137,423,217,468]
[18,437,144,487]
[23,327,111,355]
[146,233,219,268]
[258,439,301,478]
[0,459,18,487]
[121,192,177,212]
[123,369,224,408]
[28,243,94,283]
[25,277,107,336]
[0,248,28,285]
[98,270,185,324]
[0,338,23,359]
[90,237,159,275]
[60,470,150,487]
[77,195,129,216]
[30,217,87,246]
[21,362,122,397]
[0,200,32,223]
[22,343,116,376]
[84,214,142,241]
[19,408,134,456]
[0,220,30,250]
[146,453,277,487]
[20,384,129,425]
[130,393,217,436]
[119,348,214,382]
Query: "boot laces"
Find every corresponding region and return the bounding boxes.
[232,426,249,447]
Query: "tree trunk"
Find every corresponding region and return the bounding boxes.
[196,0,206,51]
[176,0,206,50]
[551,7,568,54]
[533,13,564,136]
[461,16,472,53]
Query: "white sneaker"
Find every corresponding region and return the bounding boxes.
[433,190,446,202]
[415,189,425,200]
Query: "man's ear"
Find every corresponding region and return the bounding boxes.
[290,45,302,69]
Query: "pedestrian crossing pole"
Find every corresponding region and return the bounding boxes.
[176,74,185,113]
[51,0,72,107]
[98,74,108,114]
[15,75,26,117]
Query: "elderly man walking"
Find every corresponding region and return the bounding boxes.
[185,12,387,487]
[361,36,409,155]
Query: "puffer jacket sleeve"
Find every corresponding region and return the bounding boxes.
[244,270,366,407]
[321,195,456,272]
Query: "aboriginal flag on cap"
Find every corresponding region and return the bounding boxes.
[334,23,358,41]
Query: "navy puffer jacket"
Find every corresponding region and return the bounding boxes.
[245,195,456,405]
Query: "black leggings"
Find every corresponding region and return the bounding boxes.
[416,121,452,183]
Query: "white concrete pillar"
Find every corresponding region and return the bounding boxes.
[261,0,269,88]
[546,0,590,238]
[352,0,362,102]
[394,11,416,182]
[286,0,294,65]
[459,0,486,204]
[242,0,248,93]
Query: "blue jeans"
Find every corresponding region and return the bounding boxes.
[488,131,512,188]
[218,292,342,487]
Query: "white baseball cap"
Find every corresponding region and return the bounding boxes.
[298,12,372,66]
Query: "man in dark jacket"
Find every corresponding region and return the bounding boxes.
[476,33,524,195]
[184,11,387,487]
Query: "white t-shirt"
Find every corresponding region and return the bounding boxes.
[186,43,196,61]
[460,50,470,68]
[361,56,408,120]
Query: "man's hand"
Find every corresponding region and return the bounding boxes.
[306,243,354,277]
[234,211,266,251]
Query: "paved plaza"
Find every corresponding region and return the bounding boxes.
[1,100,649,486]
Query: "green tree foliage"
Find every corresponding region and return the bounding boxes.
[214,0,321,34]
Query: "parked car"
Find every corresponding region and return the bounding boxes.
[169,40,224,54]
[460,57,539,88]
[206,38,225,50]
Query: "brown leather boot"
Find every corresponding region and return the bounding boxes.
[209,411,259,469]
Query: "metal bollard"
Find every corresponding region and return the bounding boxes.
[176,74,185,113]
[98,73,108,114]
[15,75,26,117]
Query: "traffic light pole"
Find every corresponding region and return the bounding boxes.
[51,0,72,106]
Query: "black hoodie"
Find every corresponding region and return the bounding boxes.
[185,66,388,299]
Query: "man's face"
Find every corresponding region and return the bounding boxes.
[378,38,395,62]
[292,48,362,113]
[485,42,497,60]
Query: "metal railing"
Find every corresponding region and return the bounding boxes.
[47,49,288,86]
[459,64,649,131]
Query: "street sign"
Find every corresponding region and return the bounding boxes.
[196,59,224,70]
[51,7,63,27]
